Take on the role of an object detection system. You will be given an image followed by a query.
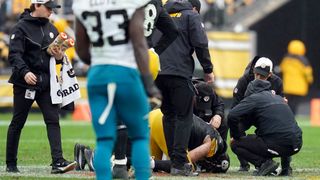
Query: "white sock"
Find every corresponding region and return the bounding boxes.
[150,157,155,169]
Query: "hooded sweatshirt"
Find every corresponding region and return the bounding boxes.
[158,0,213,79]
[228,79,302,148]
[8,9,59,91]
[231,56,283,108]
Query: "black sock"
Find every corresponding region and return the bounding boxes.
[154,160,171,173]
[114,128,128,160]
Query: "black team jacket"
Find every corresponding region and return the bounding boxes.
[158,0,213,79]
[228,79,302,149]
[8,9,59,91]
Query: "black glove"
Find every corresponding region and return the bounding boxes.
[141,74,162,108]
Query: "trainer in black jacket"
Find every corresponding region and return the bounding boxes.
[228,79,302,176]
[230,56,290,173]
[155,0,214,176]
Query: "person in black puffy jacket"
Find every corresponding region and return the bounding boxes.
[6,0,76,174]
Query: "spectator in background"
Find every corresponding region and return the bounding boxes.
[203,0,225,29]
[0,0,6,30]
[280,40,313,115]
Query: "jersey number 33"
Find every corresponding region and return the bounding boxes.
[81,10,129,47]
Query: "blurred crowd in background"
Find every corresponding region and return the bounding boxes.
[1,0,319,116]
[0,0,256,75]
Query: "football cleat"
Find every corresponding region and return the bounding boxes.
[51,160,77,174]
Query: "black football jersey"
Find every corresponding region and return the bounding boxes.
[145,0,178,53]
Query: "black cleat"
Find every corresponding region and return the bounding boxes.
[254,159,279,176]
[84,148,95,172]
[170,163,199,176]
[74,143,81,170]
[51,160,77,174]
[279,167,292,176]
[6,166,20,173]
[74,143,87,170]
[113,164,129,179]
[238,164,250,172]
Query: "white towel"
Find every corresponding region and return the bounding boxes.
[50,56,81,107]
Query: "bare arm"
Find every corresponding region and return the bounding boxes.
[130,7,150,75]
[188,135,211,163]
[74,18,91,65]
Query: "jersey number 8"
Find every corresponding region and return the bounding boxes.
[144,3,157,37]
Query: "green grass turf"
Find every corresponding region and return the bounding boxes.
[0,113,319,179]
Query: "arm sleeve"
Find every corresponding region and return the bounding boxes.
[188,14,213,74]
[153,8,178,55]
[275,77,284,97]
[8,26,29,78]
[228,97,255,140]
[231,76,248,108]
[301,57,314,84]
[211,92,224,120]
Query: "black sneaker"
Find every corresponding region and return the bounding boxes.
[51,160,77,174]
[84,148,95,172]
[254,159,279,176]
[238,164,250,172]
[170,163,199,176]
[6,166,20,173]
[112,164,128,179]
[279,167,292,176]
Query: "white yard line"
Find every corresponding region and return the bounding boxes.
[0,119,312,127]
[0,166,319,179]
[0,120,91,126]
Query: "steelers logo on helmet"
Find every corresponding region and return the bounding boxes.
[148,48,160,80]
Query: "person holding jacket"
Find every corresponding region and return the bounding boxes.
[228,64,303,176]
[155,0,214,176]
[6,0,76,174]
[280,40,313,115]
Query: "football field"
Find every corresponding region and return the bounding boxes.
[0,113,319,179]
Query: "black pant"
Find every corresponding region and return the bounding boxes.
[155,75,194,168]
[231,134,301,168]
[235,121,294,169]
[6,85,63,166]
[217,120,228,142]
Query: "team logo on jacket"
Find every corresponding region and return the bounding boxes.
[11,34,15,40]
[49,32,54,39]
[203,96,210,102]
